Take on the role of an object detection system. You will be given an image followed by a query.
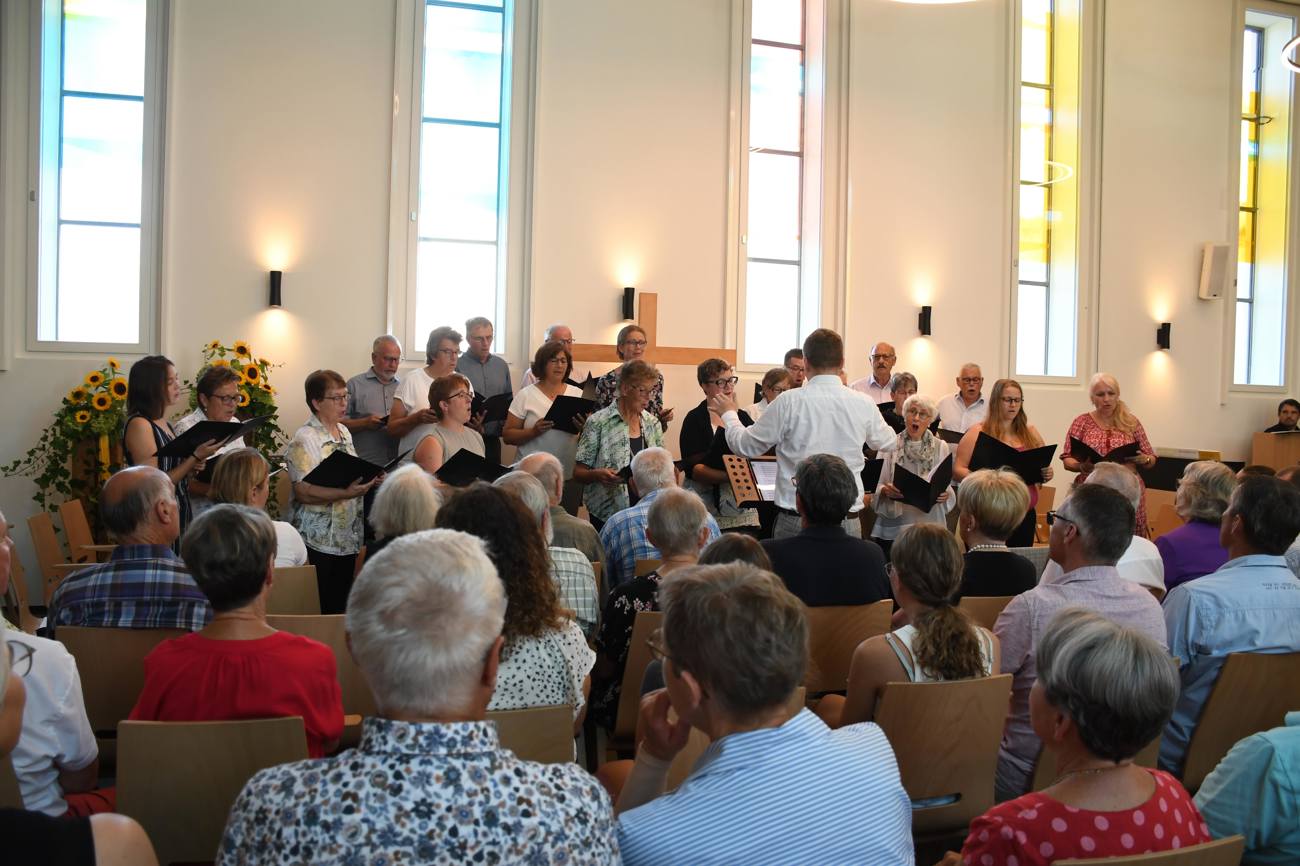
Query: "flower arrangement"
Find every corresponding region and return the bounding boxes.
[1,358,130,515]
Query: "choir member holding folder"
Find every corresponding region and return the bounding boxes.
[953,378,1054,547]
[285,370,383,614]
[574,360,665,529]
[503,341,590,512]
[869,394,954,558]
[681,359,759,534]
[123,355,224,542]
[1061,372,1157,536]
[173,364,248,516]
[412,374,486,475]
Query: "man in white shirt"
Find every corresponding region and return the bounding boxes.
[849,342,896,404]
[936,362,988,433]
[520,323,574,388]
[710,329,896,539]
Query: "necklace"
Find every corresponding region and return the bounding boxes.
[1052,761,1132,786]
[967,543,1008,552]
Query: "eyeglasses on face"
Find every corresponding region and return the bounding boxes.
[1045,510,1075,527]
[871,354,896,361]
[436,347,460,358]
[622,339,649,350]
[959,377,984,385]
[209,393,239,405]
[1000,397,1024,405]
[321,393,349,404]
[646,628,674,666]
[447,391,474,402]
[706,376,739,388]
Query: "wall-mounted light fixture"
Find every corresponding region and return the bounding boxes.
[269,270,283,308]
[1156,322,1171,351]
[622,286,636,320]
[918,305,933,336]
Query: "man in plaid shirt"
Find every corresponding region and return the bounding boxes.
[48,467,212,636]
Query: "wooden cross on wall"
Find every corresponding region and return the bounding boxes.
[569,293,737,367]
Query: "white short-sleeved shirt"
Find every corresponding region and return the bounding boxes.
[273,520,309,567]
[393,367,437,455]
[175,407,251,516]
[936,393,988,433]
[508,384,583,478]
[7,632,98,815]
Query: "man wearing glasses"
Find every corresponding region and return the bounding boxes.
[849,342,897,403]
[520,323,575,388]
[937,362,989,434]
[457,317,513,465]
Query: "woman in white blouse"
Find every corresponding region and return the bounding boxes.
[388,325,463,454]
[209,447,308,567]
[503,341,586,507]
[870,394,954,558]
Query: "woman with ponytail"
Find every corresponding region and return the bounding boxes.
[816,523,1000,727]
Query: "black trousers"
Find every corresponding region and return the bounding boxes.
[307,547,358,615]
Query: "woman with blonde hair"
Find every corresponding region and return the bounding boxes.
[953,378,1053,547]
[210,447,308,567]
[1062,372,1157,535]
[956,468,1038,596]
[1156,460,1235,590]
[817,523,1000,727]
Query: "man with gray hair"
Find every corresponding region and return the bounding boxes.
[457,316,512,464]
[516,452,606,571]
[219,529,618,863]
[47,466,212,635]
[494,470,598,636]
[615,563,912,863]
[344,335,403,542]
[521,323,575,387]
[598,447,719,589]
[936,362,988,434]
[994,483,1166,800]
[761,454,890,606]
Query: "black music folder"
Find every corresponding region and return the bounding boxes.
[893,455,953,513]
[302,449,409,489]
[469,393,513,426]
[565,373,598,401]
[1069,438,1140,465]
[543,396,596,435]
[861,457,885,492]
[154,415,273,460]
[936,428,965,445]
[970,433,1058,486]
[434,449,507,487]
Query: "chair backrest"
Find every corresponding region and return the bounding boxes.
[1032,735,1163,792]
[612,610,664,742]
[2,549,40,634]
[957,595,1015,630]
[634,558,662,578]
[57,626,188,735]
[27,511,68,602]
[875,674,1013,834]
[267,566,321,615]
[1009,545,1051,580]
[591,561,605,601]
[1054,835,1244,866]
[1034,485,1057,543]
[1182,651,1300,791]
[58,499,97,564]
[487,705,573,764]
[0,754,23,809]
[803,600,893,694]
[1150,503,1185,541]
[117,717,309,866]
[265,614,377,718]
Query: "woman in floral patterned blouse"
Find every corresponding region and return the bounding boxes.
[574,359,665,528]
[286,370,382,614]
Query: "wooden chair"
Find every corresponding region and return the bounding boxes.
[57,627,188,736]
[1181,651,1300,791]
[117,717,308,866]
[610,610,664,752]
[634,558,661,578]
[1055,835,1244,865]
[1033,485,1056,543]
[488,705,573,764]
[265,614,377,722]
[58,498,116,564]
[0,754,23,808]
[27,511,85,605]
[1149,503,1185,541]
[2,548,41,633]
[591,561,606,604]
[803,600,893,694]
[1009,545,1051,580]
[1032,736,1163,792]
[875,674,1013,834]
[957,595,1015,630]
[267,566,321,615]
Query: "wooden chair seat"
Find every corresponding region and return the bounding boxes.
[1054,835,1244,865]
[957,595,1015,630]
[267,566,321,615]
[803,600,893,694]
[57,626,188,736]
[487,705,573,764]
[117,717,308,866]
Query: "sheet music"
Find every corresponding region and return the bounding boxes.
[752,461,778,501]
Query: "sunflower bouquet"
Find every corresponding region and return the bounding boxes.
[1,358,130,515]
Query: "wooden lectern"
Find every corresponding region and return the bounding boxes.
[1250,431,1300,470]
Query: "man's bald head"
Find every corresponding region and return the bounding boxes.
[100,466,179,544]
[516,452,564,505]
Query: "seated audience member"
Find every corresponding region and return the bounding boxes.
[598,447,719,589]
[494,471,598,638]
[1238,464,1277,480]
[517,452,606,572]
[818,524,999,729]
[1040,462,1166,596]
[0,645,160,865]
[747,366,792,421]
[435,484,594,723]
[1195,712,1300,865]
[951,608,1208,865]
[364,463,442,559]
[1264,398,1300,433]
[870,394,955,557]
[1156,459,1235,591]
[995,483,1167,800]
[130,505,344,758]
[956,468,1038,597]
[1160,475,1300,774]
[209,447,308,567]
[761,454,890,606]
[218,530,618,864]
[47,466,212,635]
[589,488,710,732]
[615,563,912,865]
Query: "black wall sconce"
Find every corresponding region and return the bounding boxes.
[918,305,932,336]
[269,270,283,308]
[1156,322,1171,350]
[622,286,636,320]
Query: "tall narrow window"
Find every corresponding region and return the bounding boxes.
[741,0,819,367]
[1014,0,1082,378]
[410,0,511,348]
[34,0,161,349]
[1234,9,1295,387]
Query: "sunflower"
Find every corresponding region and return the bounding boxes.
[91,393,112,411]
[84,371,105,388]
[208,340,221,350]
[243,365,261,384]
[257,357,269,367]
[233,340,252,357]
[237,390,251,407]
[109,378,128,400]
[213,358,230,368]
[74,410,91,424]
[67,387,89,404]
[107,357,120,370]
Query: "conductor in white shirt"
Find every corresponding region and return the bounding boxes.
[936,362,989,434]
[709,329,896,539]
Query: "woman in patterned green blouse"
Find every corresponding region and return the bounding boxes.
[573,359,665,528]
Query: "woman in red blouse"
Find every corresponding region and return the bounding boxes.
[943,608,1209,866]
[130,504,344,757]
[1062,373,1157,536]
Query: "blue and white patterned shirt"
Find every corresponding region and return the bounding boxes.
[219,716,619,865]
[46,544,212,637]
[599,487,720,589]
[617,709,914,865]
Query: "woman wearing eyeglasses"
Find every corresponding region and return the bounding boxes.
[681,359,760,534]
[389,325,463,455]
[953,378,1053,547]
[593,324,673,429]
[412,373,486,475]
[869,394,954,559]
[286,369,383,614]
[503,341,585,509]
[173,365,248,516]
[574,359,665,528]
[747,367,792,422]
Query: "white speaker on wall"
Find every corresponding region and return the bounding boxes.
[1197,242,1232,300]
